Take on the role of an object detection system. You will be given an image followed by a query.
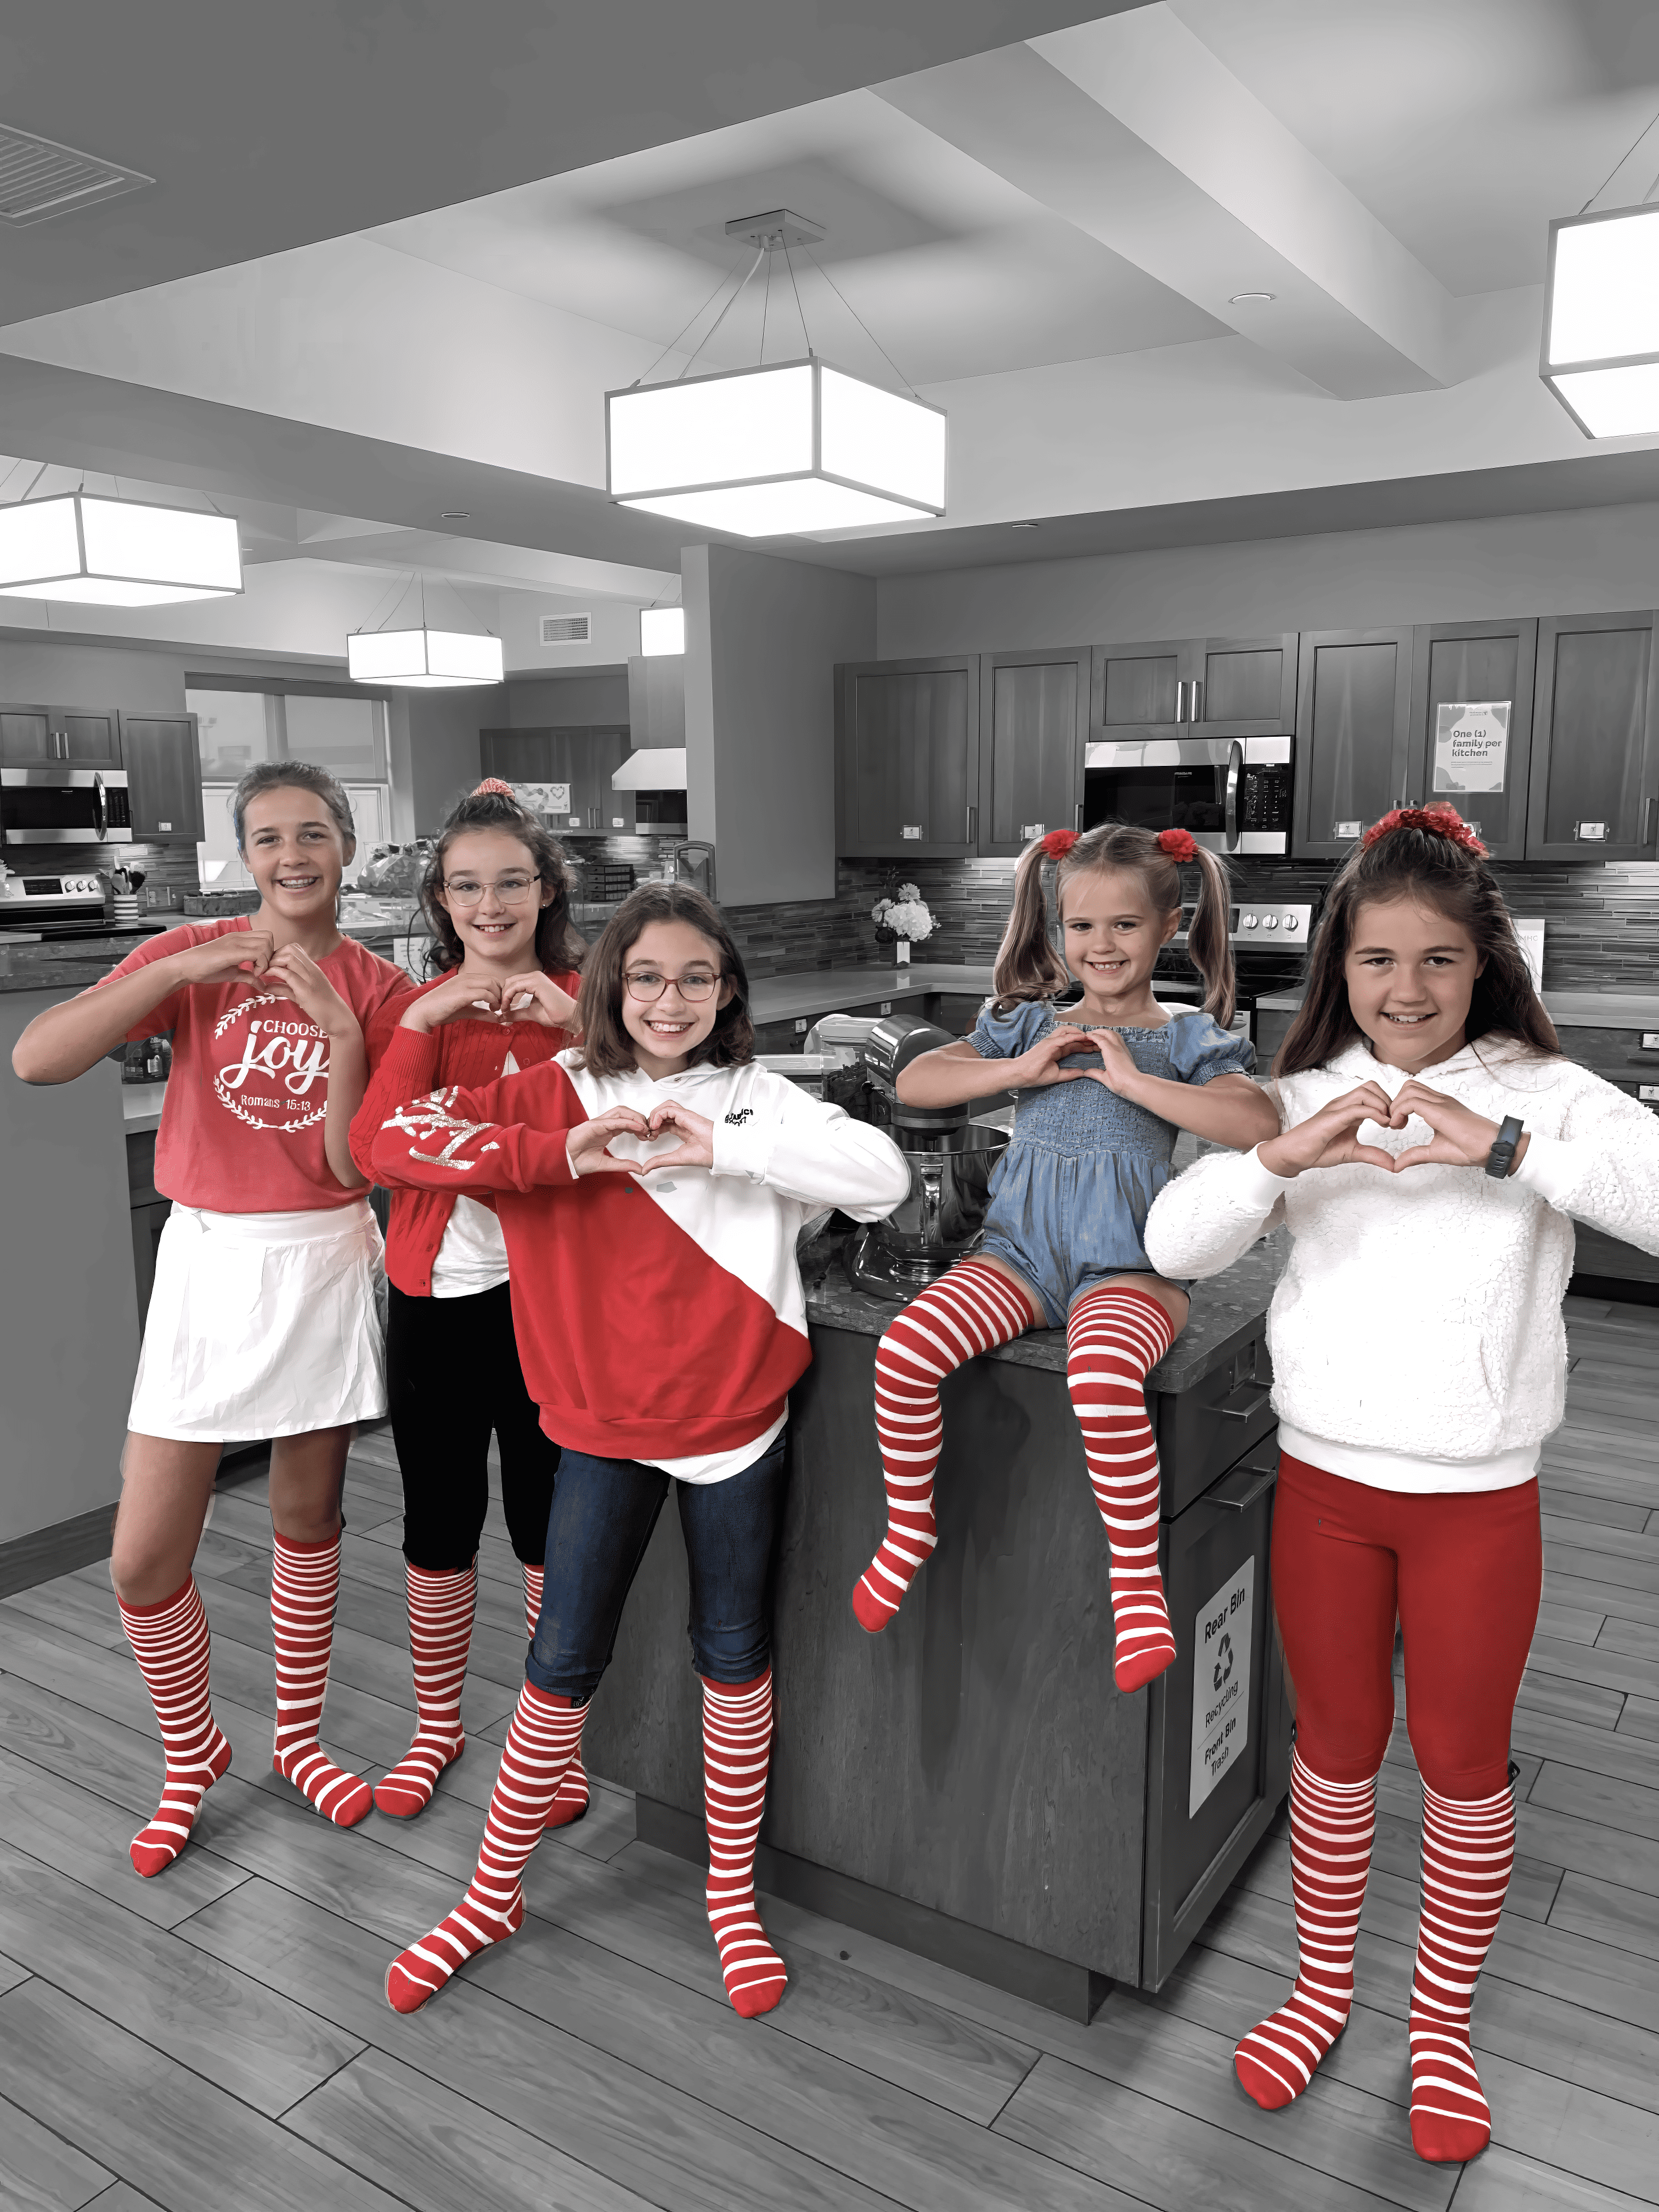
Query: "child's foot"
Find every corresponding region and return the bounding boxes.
[129,1731,232,1877]
[385,1883,524,2013]
[273,1741,373,1827]
[852,1515,935,1633]
[708,1877,787,2018]
[373,1729,463,1819]
[1110,1578,1177,1694]
[545,1757,590,1830]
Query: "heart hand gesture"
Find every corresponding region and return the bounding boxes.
[1257,1082,1403,1177]
[566,1104,653,1178]
[498,972,580,1032]
[1386,1081,1508,1172]
[399,973,506,1032]
[640,1098,716,1173]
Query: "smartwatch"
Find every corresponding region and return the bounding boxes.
[1484,1115,1524,1179]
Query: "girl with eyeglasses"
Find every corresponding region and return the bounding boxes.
[349,781,590,1825]
[367,881,909,2019]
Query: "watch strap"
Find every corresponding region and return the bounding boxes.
[1485,1114,1524,1178]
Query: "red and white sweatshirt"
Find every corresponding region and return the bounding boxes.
[369,1044,909,1478]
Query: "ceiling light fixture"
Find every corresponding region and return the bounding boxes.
[640,606,685,656]
[1229,291,1276,303]
[1544,112,1659,436]
[347,575,503,688]
[0,486,242,606]
[607,210,946,539]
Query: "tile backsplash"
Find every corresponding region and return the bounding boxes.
[1,840,201,910]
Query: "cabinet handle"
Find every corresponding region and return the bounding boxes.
[1218,1385,1272,1424]
[1075,802,1084,832]
[1174,680,1187,724]
[965,805,977,845]
[1646,796,1658,848]
[1212,1464,1276,1511]
[1189,678,1203,724]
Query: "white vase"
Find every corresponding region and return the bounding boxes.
[895,939,911,964]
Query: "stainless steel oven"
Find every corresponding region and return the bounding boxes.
[1084,735,1294,855]
[1,765,132,845]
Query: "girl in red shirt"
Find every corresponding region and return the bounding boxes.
[12,763,407,1875]
[350,782,589,1825]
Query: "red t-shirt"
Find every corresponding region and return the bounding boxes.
[97,918,408,1214]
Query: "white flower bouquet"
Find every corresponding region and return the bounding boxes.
[872,882,935,963]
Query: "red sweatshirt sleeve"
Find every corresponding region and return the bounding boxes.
[368,1059,582,1194]
[349,1003,439,1183]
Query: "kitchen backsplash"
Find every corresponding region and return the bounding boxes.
[1,840,201,910]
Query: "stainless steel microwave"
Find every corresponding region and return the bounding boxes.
[1083,735,1294,856]
[0,765,132,845]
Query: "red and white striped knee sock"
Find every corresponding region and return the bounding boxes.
[1409,1780,1513,2164]
[119,1577,232,1878]
[374,1563,475,1818]
[270,1531,371,1828]
[385,1681,585,2013]
[523,1560,589,1829]
[703,1669,786,2018]
[1234,1752,1376,2108]
[1066,1284,1178,1692]
[853,1260,1032,1632]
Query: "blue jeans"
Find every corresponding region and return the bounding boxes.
[526,1433,789,1701]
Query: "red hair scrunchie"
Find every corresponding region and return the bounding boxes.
[1362,804,1487,857]
[1156,827,1199,862]
[1040,828,1078,860]
[473,777,517,798]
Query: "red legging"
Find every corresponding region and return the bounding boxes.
[1272,1454,1543,1797]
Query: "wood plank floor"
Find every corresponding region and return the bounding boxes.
[1,1296,1656,2211]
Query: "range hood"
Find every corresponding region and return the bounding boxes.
[612,747,686,791]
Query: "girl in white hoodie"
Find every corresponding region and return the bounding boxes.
[1144,804,1659,2169]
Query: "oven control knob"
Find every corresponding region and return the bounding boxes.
[1284,915,1301,933]
[1241,912,1259,929]
[1263,915,1280,929]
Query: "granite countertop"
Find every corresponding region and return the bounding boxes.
[0,935,151,995]
[749,963,997,1026]
[803,1227,1287,1393]
[1256,985,1659,1031]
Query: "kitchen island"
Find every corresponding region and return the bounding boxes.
[582,1228,1291,2018]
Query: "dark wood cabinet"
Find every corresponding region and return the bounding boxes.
[1091,635,1296,741]
[122,714,204,844]
[1293,629,1414,859]
[1406,620,1537,862]
[479,728,553,785]
[480,726,635,836]
[0,702,122,768]
[1526,613,1659,862]
[1092,640,1184,738]
[836,657,980,858]
[978,647,1088,856]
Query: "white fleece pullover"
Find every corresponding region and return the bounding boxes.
[1143,1037,1659,1489]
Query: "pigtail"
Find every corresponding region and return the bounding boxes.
[1184,844,1237,1030]
[992,834,1071,1010]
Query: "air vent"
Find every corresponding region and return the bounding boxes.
[0,125,154,227]
[541,613,591,645]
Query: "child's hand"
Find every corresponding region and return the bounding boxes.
[1258,1084,1400,1177]
[171,931,274,988]
[499,972,580,1032]
[400,973,504,1032]
[566,1105,653,1178]
[640,1099,716,1173]
[257,944,358,1038]
[1388,1081,1519,1172]
[1079,1026,1138,1095]
[1010,1026,1097,1090]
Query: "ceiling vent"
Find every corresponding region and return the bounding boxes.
[541,613,591,645]
[0,125,154,226]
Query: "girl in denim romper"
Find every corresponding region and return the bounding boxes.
[853,822,1280,1691]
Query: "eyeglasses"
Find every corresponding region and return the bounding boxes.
[443,873,541,908]
[624,967,722,1003]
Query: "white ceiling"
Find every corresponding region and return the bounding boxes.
[2,0,1659,657]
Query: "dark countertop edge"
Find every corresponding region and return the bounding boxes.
[802,1230,1286,1391]
[1256,986,1659,1030]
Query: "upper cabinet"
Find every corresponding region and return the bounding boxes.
[0,703,122,769]
[1527,613,1659,863]
[836,657,981,859]
[1091,635,1297,742]
[479,726,635,837]
[1092,640,1183,739]
[122,714,205,845]
[978,647,1088,856]
[1292,629,1414,860]
[1406,620,1537,862]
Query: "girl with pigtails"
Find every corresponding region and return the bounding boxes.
[853,823,1280,1692]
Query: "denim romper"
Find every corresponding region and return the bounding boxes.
[970,998,1255,1327]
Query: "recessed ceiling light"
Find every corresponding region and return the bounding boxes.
[1011,521,1040,531]
[1229,291,1276,304]
[440,511,470,522]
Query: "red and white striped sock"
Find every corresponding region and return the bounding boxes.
[523,1559,589,1830]
[703,1669,786,2018]
[269,1531,371,1827]
[1066,1284,1179,1692]
[373,1563,474,1818]
[1234,1752,1376,2108]
[853,1260,1032,1632]
[119,1577,232,1878]
[385,1681,585,2013]
[1409,1780,1513,2164]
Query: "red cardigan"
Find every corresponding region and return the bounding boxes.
[349,970,580,1295]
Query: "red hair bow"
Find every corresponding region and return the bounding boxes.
[473,777,517,798]
[1157,827,1199,862]
[1040,828,1078,860]
[1362,804,1487,857]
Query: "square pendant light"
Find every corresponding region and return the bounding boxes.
[0,491,242,605]
[347,627,505,688]
[607,359,946,537]
[640,606,685,656]
[1542,204,1659,436]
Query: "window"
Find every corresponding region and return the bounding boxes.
[188,685,392,889]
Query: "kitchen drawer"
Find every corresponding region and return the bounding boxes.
[1142,1436,1291,1989]
[1153,1321,1276,1520]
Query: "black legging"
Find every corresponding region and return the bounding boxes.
[386,1280,558,1570]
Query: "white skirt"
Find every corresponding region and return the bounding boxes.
[129,1201,387,1443]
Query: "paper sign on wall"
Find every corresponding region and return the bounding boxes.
[1190,1557,1254,1816]
[510,781,572,815]
[1433,702,1511,794]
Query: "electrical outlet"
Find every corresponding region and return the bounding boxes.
[794,1019,808,1034]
